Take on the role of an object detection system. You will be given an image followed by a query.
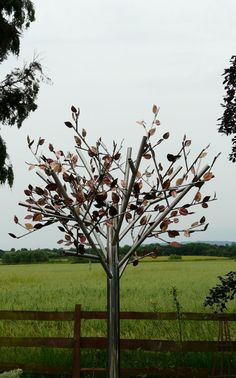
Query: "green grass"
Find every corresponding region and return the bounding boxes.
[0,259,235,375]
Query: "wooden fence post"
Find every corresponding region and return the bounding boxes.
[72,304,81,378]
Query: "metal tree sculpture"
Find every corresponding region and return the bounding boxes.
[12,105,218,377]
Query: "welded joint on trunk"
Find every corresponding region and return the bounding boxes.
[118,164,210,270]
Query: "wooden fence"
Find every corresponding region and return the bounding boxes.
[0,305,236,377]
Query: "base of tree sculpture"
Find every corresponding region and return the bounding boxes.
[11,105,218,377]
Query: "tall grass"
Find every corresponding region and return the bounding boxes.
[0,259,235,374]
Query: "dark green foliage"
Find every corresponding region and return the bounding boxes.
[0,135,14,187]
[218,55,236,162]
[2,249,49,264]
[0,0,49,187]
[0,0,35,62]
[204,271,236,312]
[0,60,45,129]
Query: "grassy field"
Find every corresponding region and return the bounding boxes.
[0,258,235,375]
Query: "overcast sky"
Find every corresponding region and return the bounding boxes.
[1,0,236,250]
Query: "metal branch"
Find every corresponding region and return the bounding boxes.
[76,149,93,179]
[64,251,100,260]
[119,214,151,278]
[119,164,210,269]
[112,136,147,245]
[50,170,112,278]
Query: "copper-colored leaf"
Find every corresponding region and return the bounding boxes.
[162,179,171,190]
[34,223,44,229]
[25,223,33,230]
[191,221,199,227]
[75,191,85,204]
[46,183,58,191]
[24,214,33,220]
[105,219,113,228]
[28,164,35,171]
[121,179,128,189]
[35,187,44,196]
[143,153,151,159]
[50,161,62,173]
[71,154,78,165]
[185,140,191,147]
[80,235,87,243]
[112,192,120,204]
[38,138,45,146]
[152,104,158,114]
[64,121,73,128]
[168,230,180,238]
[24,189,32,196]
[202,202,208,208]
[14,216,18,224]
[125,212,132,222]
[96,191,107,202]
[109,205,118,216]
[137,206,144,215]
[163,132,170,139]
[203,172,214,181]
[88,146,98,157]
[191,166,196,175]
[184,230,191,237]
[140,215,148,225]
[49,143,54,152]
[179,207,188,216]
[33,213,43,222]
[170,190,177,198]
[71,105,77,113]
[160,219,169,231]
[148,128,156,137]
[82,128,87,137]
[74,135,81,147]
[176,177,184,186]
[9,233,17,238]
[194,191,202,202]
[200,216,206,224]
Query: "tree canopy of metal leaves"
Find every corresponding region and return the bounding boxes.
[218,55,236,162]
[11,105,219,276]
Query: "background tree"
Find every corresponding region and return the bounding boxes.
[208,55,236,313]
[12,105,218,377]
[218,55,236,162]
[0,0,49,186]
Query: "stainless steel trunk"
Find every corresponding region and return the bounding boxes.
[107,225,120,378]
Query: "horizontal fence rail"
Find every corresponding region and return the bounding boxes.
[0,305,235,377]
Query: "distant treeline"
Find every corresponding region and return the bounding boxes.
[0,242,235,264]
[135,242,236,258]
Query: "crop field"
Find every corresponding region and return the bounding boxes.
[0,258,235,375]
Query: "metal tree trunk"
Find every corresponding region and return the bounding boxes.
[107,224,120,378]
